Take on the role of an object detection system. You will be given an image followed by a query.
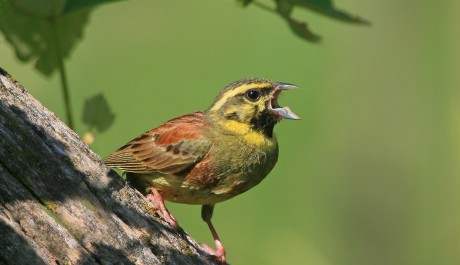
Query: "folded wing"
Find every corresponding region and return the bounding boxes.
[103,112,212,175]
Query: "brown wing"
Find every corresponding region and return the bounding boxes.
[103,112,212,175]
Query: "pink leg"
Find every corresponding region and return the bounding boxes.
[201,205,226,265]
[146,189,178,229]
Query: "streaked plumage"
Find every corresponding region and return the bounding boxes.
[104,78,299,264]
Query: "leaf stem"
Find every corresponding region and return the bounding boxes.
[51,18,74,130]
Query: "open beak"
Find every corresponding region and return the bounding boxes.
[268,82,300,120]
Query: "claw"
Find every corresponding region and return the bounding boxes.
[146,189,178,229]
[201,240,226,265]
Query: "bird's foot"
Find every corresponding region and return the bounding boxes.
[145,190,178,229]
[200,239,226,265]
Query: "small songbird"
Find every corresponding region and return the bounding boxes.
[103,78,299,264]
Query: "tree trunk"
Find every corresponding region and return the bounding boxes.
[0,68,216,265]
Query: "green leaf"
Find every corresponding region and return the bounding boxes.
[8,0,66,18]
[82,94,116,133]
[63,0,124,15]
[237,0,253,7]
[275,0,293,15]
[285,17,320,42]
[292,0,369,24]
[0,0,120,76]
[0,0,90,76]
[270,0,368,42]
[274,0,320,41]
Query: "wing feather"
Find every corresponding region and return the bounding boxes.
[103,112,212,175]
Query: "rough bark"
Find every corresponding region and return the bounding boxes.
[0,68,217,265]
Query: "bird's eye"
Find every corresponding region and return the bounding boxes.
[245,90,260,101]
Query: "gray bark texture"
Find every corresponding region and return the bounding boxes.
[0,67,217,265]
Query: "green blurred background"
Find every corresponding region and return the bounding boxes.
[1,1,459,264]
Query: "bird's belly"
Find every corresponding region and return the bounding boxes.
[169,146,278,205]
[146,175,234,205]
[147,160,276,205]
[127,172,248,205]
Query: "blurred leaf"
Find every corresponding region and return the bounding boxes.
[7,0,120,18]
[286,17,320,42]
[237,0,253,7]
[0,0,120,76]
[9,0,66,18]
[82,93,115,133]
[63,0,123,15]
[0,0,89,75]
[274,0,293,15]
[239,0,369,42]
[292,0,370,24]
[274,0,320,41]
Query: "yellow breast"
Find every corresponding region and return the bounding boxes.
[218,120,275,148]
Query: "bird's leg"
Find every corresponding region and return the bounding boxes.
[200,204,226,265]
[145,188,178,229]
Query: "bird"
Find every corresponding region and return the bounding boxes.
[103,78,299,264]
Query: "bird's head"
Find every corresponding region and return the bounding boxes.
[206,78,300,137]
